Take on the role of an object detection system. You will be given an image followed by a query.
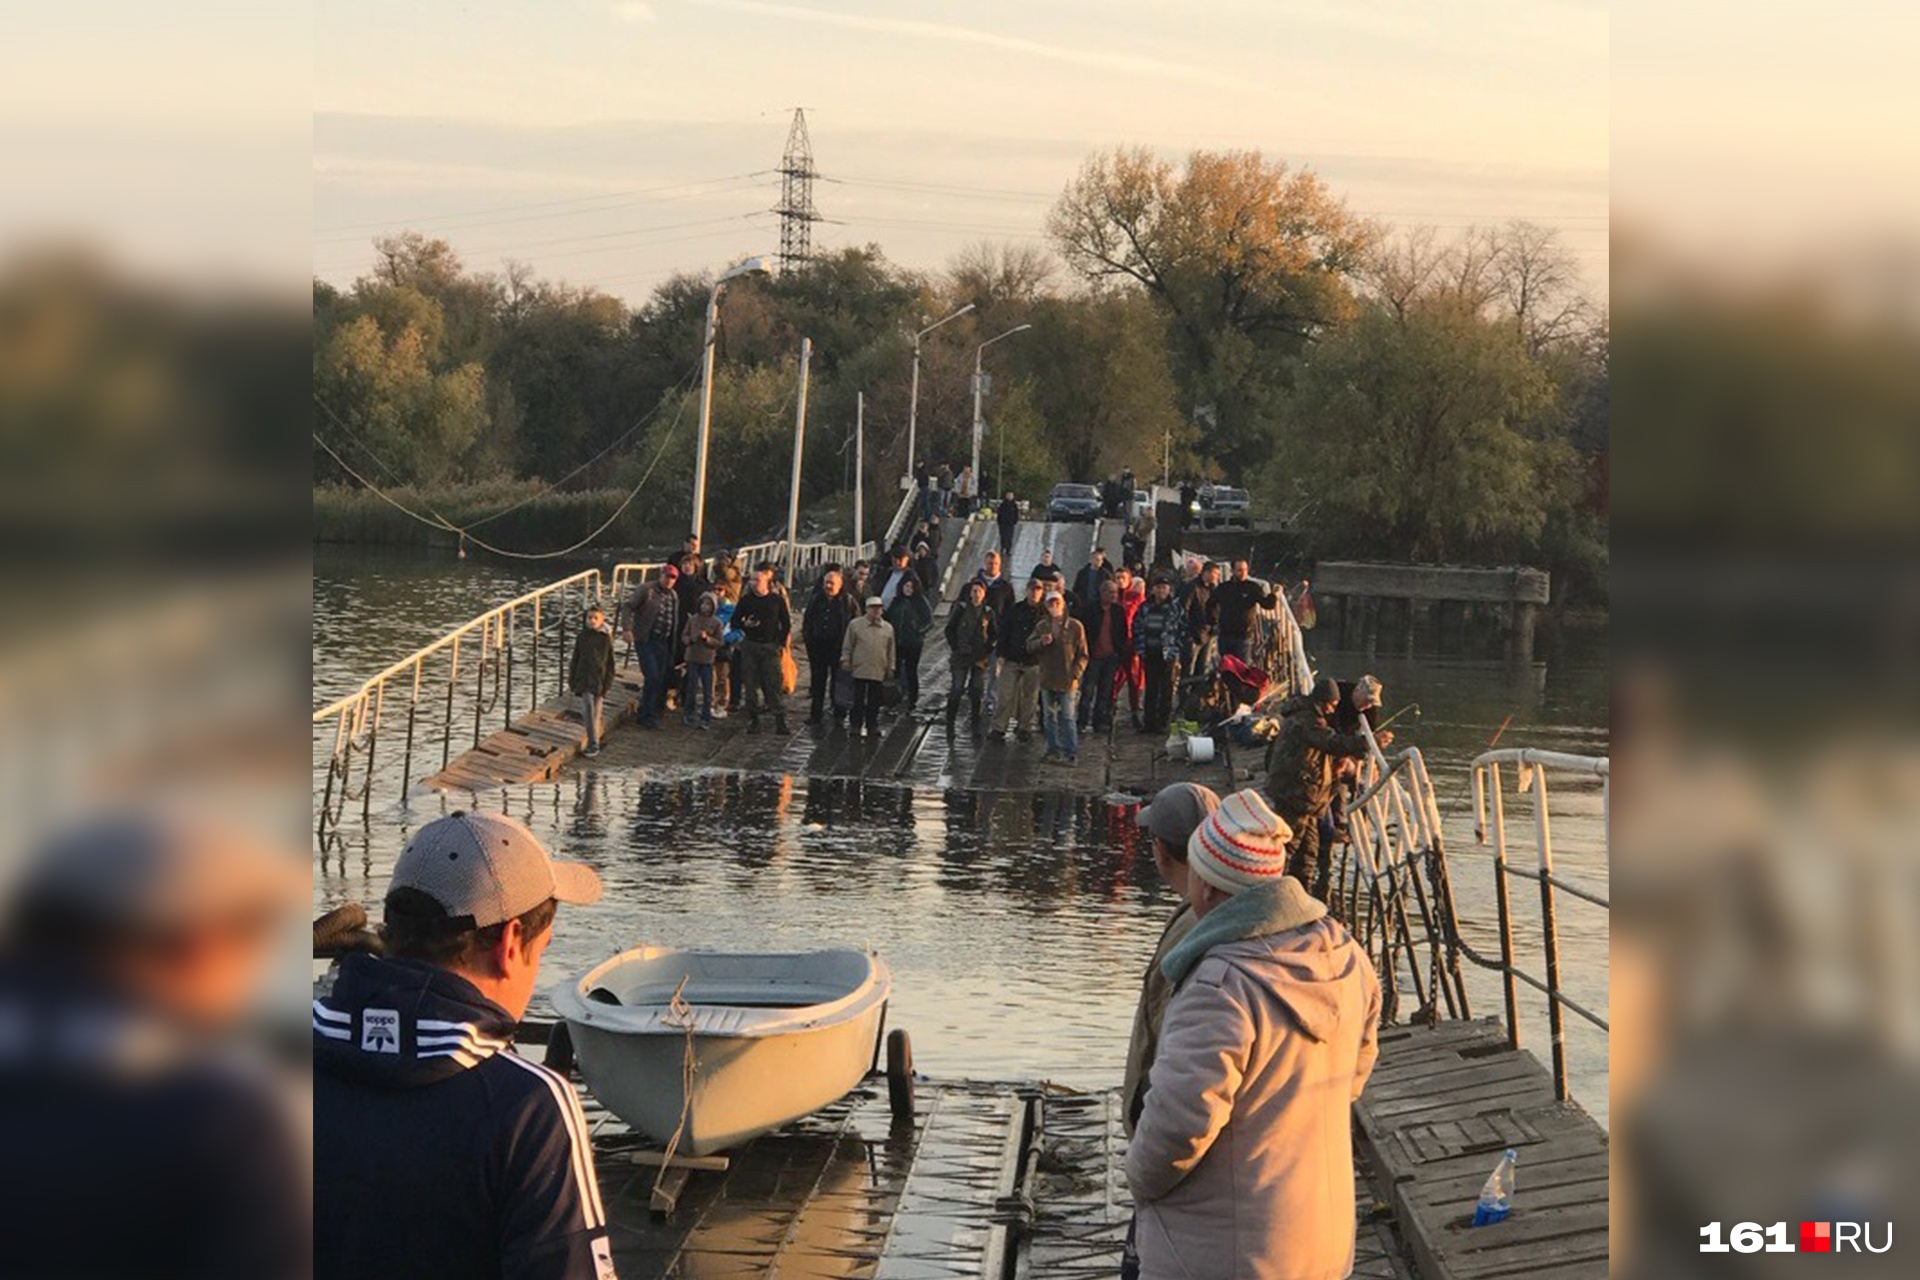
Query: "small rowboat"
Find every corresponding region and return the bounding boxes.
[551,945,904,1156]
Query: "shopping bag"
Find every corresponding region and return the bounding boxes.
[1296,582,1318,630]
[779,645,799,695]
[833,667,856,710]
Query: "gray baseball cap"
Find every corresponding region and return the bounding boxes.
[1135,782,1221,853]
[15,813,304,930]
[390,811,601,927]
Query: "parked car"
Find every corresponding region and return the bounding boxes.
[1194,484,1252,528]
[1047,482,1102,522]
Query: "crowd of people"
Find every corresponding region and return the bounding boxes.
[590,506,960,748]
[583,516,1341,772]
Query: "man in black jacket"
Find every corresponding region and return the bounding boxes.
[1263,677,1388,901]
[943,578,999,732]
[971,550,1016,724]
[802,567,858,727]
[2,816,307,1280]
[315,810,611,1280]
[993,578,1047,741]
[731,562,792,735]
[1210,559,1277,663]
[568,604,617,754]
[996,492,1020,555]
[1072,546,1112,608]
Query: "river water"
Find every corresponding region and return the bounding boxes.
[313,546,1610,1123]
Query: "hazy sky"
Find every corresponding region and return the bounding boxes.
[314,0,1608,302]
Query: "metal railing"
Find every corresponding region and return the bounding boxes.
[1330,738,1473,1028]
[1471,748,1610,1102]
[312,569,607,853]
[313,529,898,850]
[883,484,921,552]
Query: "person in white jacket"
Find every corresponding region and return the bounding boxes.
[1126,788,1382,1280]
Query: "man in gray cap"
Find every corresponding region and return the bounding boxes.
[1118,782,1219,1280]
[314,810,614,1280]
[0,813,308,1278]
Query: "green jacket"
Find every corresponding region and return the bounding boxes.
[1262,694,1370,819]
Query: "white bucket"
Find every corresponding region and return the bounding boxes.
[1180,736,1216,764]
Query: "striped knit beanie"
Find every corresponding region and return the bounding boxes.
[1187,788,1295,894]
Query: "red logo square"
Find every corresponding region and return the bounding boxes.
[1800,1221,1831,1253]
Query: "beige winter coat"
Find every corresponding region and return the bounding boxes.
[1123,905,1196,1137]
[840,615,896,681]
[1126,879,1382,1280]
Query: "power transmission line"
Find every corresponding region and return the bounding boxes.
[313,172,776,238]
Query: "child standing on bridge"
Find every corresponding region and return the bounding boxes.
[681,592,724,728]
[569,603,616,757]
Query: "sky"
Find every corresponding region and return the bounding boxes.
[313,0,1609,303]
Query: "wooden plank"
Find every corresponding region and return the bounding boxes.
[1358,1021,1608,1280]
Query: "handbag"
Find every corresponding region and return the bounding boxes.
[879,677,903,708]
[833,667,857,710]
[779,644,799,695]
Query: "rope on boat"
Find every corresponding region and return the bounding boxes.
[652,975,699,1204]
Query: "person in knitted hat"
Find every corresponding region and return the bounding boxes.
[1127,788,1382,1280]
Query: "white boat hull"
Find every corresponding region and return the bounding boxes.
[553,947,889,1156]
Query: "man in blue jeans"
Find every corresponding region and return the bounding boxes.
[630,564,680,728]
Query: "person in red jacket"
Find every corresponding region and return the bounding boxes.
[1110,565,1147,730]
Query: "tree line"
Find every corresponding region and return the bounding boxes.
[313,146,1606,596]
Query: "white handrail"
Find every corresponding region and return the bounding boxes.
[312,569,602,723]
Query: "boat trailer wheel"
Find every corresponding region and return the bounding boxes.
[885,1028,914,1124]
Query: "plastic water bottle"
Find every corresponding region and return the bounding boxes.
[1471,1149,1517,1226]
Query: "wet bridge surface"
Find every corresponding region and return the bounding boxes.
[582,1076,1413,1280]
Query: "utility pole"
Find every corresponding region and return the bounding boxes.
[970,357,986,487]
[785,338,813,585]
[690,256,771,541]
[971,323,1031,506]
[853,391,864,552]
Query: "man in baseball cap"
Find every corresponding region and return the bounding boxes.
[0,814,309,1278]
[1127,789,1381,1280]
[315,811,614,1280]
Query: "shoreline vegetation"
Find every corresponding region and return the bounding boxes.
[312,480,654,551]
[314,147,1607,601]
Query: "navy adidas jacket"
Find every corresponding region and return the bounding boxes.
[314,954,615,1280]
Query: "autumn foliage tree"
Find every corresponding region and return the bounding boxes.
[1048,148,1374,474]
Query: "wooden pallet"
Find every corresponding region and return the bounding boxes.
[1355,1018,1609,1280]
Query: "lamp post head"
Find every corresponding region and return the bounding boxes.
[915,302,976,343]
[719,255,773,283]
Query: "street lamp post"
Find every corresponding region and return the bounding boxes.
[907,302,975,485]
[971,323,1031,498]
[691,255,773,543]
